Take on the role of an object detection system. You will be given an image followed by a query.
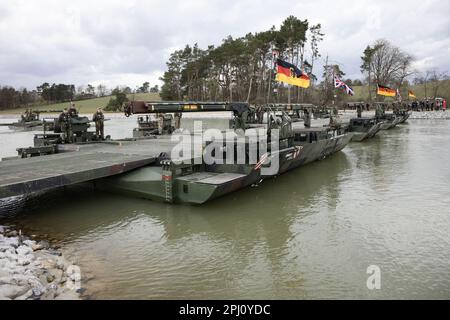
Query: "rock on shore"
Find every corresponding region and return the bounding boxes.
[0,225,81,300]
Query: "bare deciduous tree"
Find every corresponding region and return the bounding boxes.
[96,84,107,97]
[428,70,448,99]
[362,39,413,87]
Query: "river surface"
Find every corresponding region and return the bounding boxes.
[0,114,449,299]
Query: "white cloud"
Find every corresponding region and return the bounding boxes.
[0,0,448,90]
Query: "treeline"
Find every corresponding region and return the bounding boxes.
[160,16,324,104]
[0,81,159,111]
[159,15,450,104]
[0,87,39,110]
[0,83,78,111]
[37,83,76,103]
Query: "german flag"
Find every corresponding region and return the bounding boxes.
[408,90,417,99]
[377,84,396,97]
[275,58,310,88]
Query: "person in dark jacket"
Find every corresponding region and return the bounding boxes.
[92,108,105,140]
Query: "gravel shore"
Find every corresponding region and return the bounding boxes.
[409,111,450,119]
[0,225,81,300]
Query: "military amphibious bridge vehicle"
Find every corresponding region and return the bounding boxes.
[254,103,385,143]
[374,102,410,129]
[0,110,43,130]
[347,117,384,142]
[0,101,353,204]
[97,101,353,203]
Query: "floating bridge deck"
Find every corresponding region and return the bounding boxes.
[0,109,366,200]
[0,138,181,199]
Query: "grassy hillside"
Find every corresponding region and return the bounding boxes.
[1,79,448,115]
[0,92,160,115]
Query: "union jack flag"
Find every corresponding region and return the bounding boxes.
[334,76,354,96]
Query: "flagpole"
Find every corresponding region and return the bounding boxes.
[288,85,291,104]
[331,65,335,106]
[267,49,276,104]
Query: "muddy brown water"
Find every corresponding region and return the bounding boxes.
[1,114,449,299]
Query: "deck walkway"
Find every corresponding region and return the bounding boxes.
[0,137,182,198]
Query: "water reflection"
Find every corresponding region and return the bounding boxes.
[1,119,450,299]
[1,151,351,299]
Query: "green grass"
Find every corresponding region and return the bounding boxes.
[0,92,161,115]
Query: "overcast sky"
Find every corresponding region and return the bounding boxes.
[0,0,449,91]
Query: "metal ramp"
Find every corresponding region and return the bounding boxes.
[177,172,247,185]
[0,151,156,198]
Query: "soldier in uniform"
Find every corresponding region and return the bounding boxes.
[356,103,362,118]
[375,103,383,119]
[303,108,311,128]
[21,109,28,122]
[156,113,165,135]
[329,107,340,128]
[280,113,293,141]
[68,102,78,118]
[332,106,338,117]
[174,112,182,130]
[27,109,33,121]
[392,102,398,116]
[58,108,70,143]
[92,107,105,140]
[255,105,264,124]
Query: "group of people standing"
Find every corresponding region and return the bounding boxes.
[409,99,447,112]
[345,99,447,113]
[20,109,39,122]
[58,102,105,142]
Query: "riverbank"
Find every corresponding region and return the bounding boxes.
[409,111,450,119]
[0,225,81,300]
[339,110,450,120]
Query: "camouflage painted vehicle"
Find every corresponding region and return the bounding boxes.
[7,120,43,130]
[397,111,411,124]
[345,102,367,111]
[97,101,353,204]
[1,101,352,204]
[132,115,159,137]
[16,113,105,158]
[39,115,96,143]
[0,109,66,130]
[347,117,384,142]
[393,104,411,124]
[0,110,43,130]
[380,114,398,130]
[132,114,175,138]
[248,103,308,124]
[374,102,400,130]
